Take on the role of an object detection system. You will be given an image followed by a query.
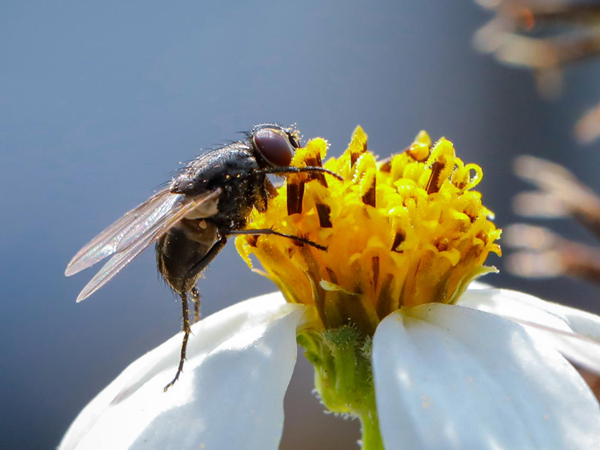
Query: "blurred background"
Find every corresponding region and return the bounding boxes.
[1,1,600,449]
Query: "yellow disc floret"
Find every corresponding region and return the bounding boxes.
[236,126,501,335]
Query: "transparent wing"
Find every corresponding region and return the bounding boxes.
[75,188,223,302]
[66,189,179,277]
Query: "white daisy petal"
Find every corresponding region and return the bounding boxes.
[60,292,305,450]
[465,280,493,290]
[459,287,600,375]
[373,303,600,450]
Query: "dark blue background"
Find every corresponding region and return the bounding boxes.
[2,1,599,449]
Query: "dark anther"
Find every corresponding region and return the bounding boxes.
[326,267,339,284]
[426,161,444,195]
[315,154,328,188]
[305,156,328,187]
[287,181,305,215]
[362,178,376,207]
[316,203,333,228]
[372,256,380,292]
[376,274,394,319]
[379,156,393,172]
[392,231,405,252]
[435,237,449,252]
[315,153,324,166]
[247,235,259,247]
[466,212,477,223]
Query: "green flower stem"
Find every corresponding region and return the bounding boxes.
[360,411,384,450]
[298,327,384,449]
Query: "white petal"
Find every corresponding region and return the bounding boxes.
[60,293,306,450]
[373,303,600,450]
[459,287,600,375]
[465,280,492,290]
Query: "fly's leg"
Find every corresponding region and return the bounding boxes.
[163,237,227,391]
[226,228,327,251]
[254,166,344,181]
[164,292,191,392]
[191,287,201,323]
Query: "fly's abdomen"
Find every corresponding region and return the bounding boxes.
[156,220,222,294]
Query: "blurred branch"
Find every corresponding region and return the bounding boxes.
[506,155,600,287]
[475,0,600,142]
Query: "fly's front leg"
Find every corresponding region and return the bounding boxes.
[226,228,327,251]
[164,292,191,392]
[254,166,344,181]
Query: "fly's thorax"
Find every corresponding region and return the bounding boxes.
[202,172,266,230]
[167,141,271,230]
[170,144,258,196]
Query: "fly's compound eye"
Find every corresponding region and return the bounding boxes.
[253,128,294,167]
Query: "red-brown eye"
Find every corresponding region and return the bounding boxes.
[253,128,294,167]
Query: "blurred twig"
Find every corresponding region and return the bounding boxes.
[507,155,600,286]
[475,0,600,143]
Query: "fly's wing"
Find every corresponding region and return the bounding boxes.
[72,188,222,302]
[65,189,178,277]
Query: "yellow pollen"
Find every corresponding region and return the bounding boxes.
[236,126,501,334]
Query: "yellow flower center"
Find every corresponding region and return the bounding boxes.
[236,126,501,335]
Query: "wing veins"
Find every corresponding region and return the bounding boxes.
[75,188,222,302]
[65,189,176,276]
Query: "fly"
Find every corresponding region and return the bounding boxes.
[65,123,342,390]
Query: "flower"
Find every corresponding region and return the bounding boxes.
[60,128,600,449]
[236,127,501,326]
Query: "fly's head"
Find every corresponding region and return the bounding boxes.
[250,123,301,169]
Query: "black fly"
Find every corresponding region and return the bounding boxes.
[65,124,341,391]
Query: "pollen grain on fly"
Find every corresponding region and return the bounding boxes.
[235,127,501,335]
